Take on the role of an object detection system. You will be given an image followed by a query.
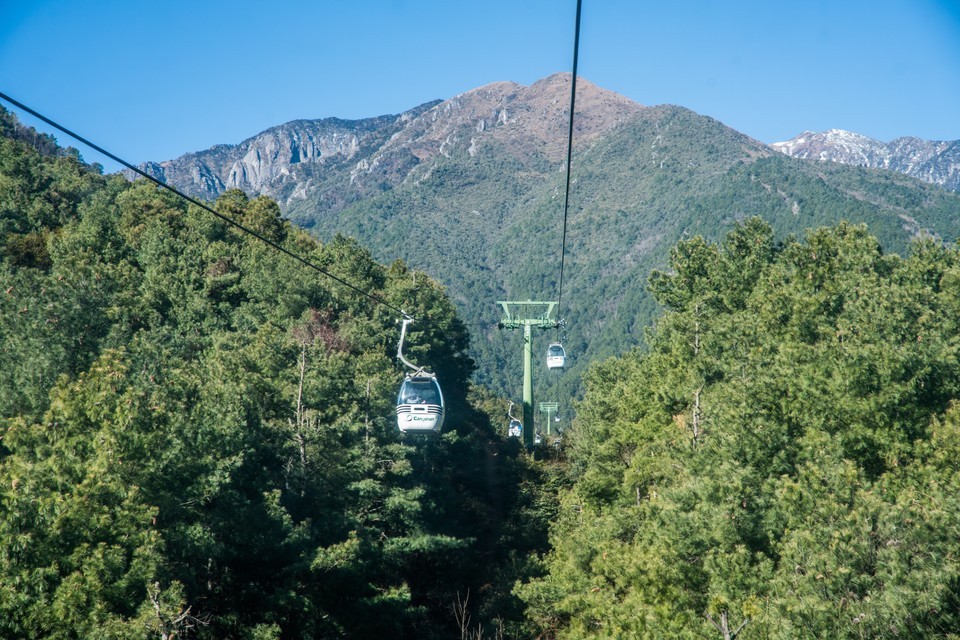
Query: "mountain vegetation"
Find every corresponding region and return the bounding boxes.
[520,218,960,638]
[0,107,557,639]
[300,97,960,434]
[6,85,960,639]
[143,76,960,428]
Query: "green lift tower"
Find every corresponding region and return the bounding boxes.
[539,402,559,436]
[497,300,559,448]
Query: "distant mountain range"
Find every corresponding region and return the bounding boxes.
[134,74,960,404]
[136,84,960,206]
[772,129,960,192]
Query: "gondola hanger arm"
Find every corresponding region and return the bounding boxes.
[396,316,423,374]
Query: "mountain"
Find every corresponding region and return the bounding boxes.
[134,74,643,210]
[772,129,960,191]
[136,74,960,411]
[134,100,441,205]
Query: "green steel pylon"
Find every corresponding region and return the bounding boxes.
[539,402,559,436]
[497,300,559,448]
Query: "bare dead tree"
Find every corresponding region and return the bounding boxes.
[150,582,209,640]
[491,616,506,640]
[453,590,472,640]
[287,309,346,494]
[284,340,312,496]
[705,610,749,640]
[692,385,704,446]
[690,302,705,448]
[452,590,497,640]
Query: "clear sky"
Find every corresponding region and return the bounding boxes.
[2,0,959,173]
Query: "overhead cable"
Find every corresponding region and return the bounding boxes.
[555,0,582,324]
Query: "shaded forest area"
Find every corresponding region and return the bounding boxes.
[4,108,960,639]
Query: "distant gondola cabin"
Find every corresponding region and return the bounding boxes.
[546,343,566,370]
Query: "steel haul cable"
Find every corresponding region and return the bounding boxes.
[555,0,582,326]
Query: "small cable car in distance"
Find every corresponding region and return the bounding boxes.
[546,343,566,370]
[395,316,445,435]
[506,401,522,438]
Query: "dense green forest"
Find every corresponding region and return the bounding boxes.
[520,219,960,638]
[4,106,960,639]
[0,109,557,638]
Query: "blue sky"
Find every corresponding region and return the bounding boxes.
[2,0,959,173]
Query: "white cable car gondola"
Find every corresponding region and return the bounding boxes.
[395,317,445,435]
[546,343,566,370]
[396,373,445,434]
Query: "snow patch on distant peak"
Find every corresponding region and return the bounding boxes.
[771,128,960,192]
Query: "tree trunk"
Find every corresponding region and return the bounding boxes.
[706,610,749,640]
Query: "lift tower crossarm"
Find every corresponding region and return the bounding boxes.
[497,301,558,329]
[496,300,560,448]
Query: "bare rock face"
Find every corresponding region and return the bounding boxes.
[132,74,644,206]
[131,109,431,204]
[772,129,960,191]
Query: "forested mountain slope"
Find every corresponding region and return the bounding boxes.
[6,101,960,639]
[146,75,960,418]
[0,108,555,639]
[307,94,960,416]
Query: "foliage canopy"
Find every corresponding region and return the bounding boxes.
[0,108,553,639]
[519,218,960,638]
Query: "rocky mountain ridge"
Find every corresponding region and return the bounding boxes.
[772,129,960,191]
[135,74,644,210]
[139,80,960,210]
[135,105,439,204]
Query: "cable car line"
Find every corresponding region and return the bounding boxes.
[0,91,410,320]
[2,91,516,440]
[6,0,583,442]
[555,0,582,327]
[495,2,581,444]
